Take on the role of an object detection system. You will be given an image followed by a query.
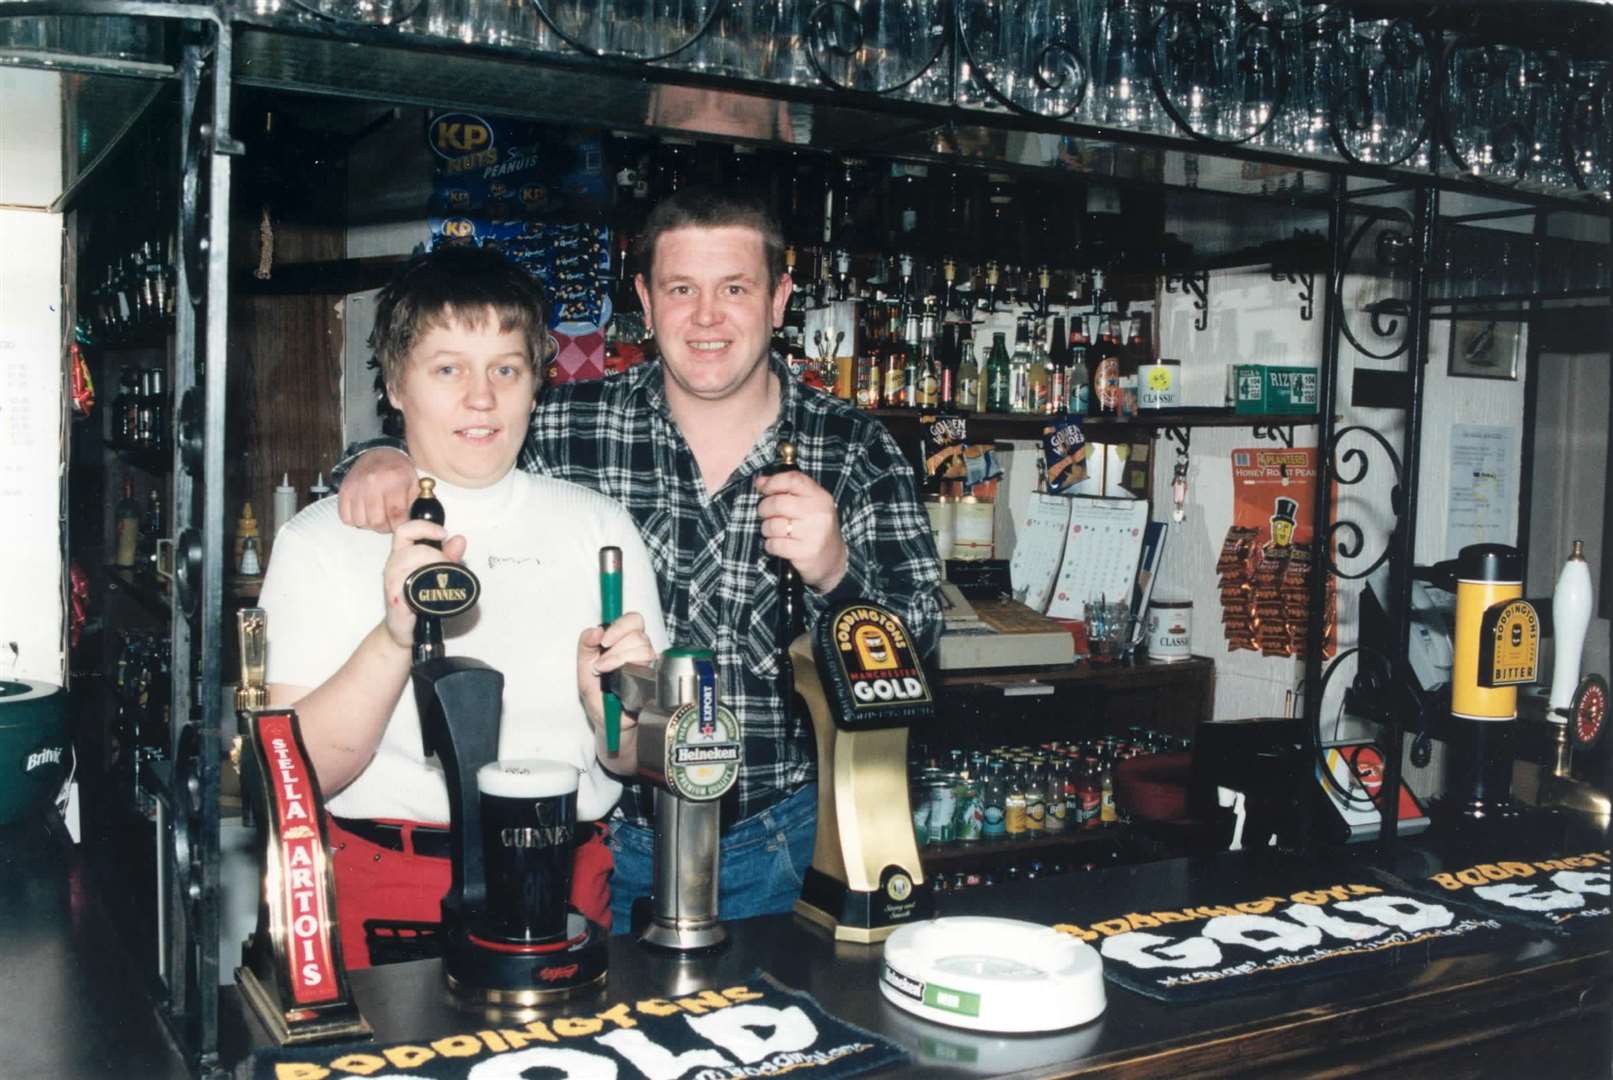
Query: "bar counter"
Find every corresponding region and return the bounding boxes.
[4,810,1608,1079]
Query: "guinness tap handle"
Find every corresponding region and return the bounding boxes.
[410,477,447,663]
[411,476,445,550]
[600,547,623,753]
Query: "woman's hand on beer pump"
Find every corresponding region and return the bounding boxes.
[381,519,468,649]
[579,612,656,769]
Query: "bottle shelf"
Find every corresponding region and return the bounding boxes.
[103,565,170,622]
[921,825,1126,873]
[874,408,1321,442]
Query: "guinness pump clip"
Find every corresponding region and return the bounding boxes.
[792,601,934,943]
[234,608,372,1045]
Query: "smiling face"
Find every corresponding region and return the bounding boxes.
[387,310,537,488]
[634,225,792,406]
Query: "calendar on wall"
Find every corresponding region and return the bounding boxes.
[1045,497,1150,620]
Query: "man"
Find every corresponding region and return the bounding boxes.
[337,188,942,928]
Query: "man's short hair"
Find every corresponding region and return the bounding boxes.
[370,246,553,393]
[634,186,786,291]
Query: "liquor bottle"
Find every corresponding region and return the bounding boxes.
[982,761,1007,839]
[1034,322,1060,414]
[883,312,909,408]
[1100,759,1118,825]
[114,367,138,445]
[1079,756,1102,829]
[956,332,980,413]
[915,312,940,408]
[985,331,1012,413]
[114,479,140,568]
[857,305,884,409]
[1004,769,1028,837]
[1067,316,1091,415]
[1048,316,1069,411]
[902,313,923,407]
[1044,761,1068,833]
[137,489,162,574]
[1094,317,1121,415]
[1023,761,1046,832]
[1009,319,1033,413]
[938,322,958,408]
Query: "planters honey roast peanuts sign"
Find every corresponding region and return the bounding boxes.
[812,602,933,730]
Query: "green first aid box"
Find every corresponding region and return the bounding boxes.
[1231,364,1318,415]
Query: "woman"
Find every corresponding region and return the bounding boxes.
[259,246,665,967]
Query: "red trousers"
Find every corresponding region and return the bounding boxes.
[326,815,613,969]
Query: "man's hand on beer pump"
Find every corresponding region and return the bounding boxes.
[579,611,657,769]
[755,468,848,594]
[340,447,418,532]
[381,519,468,649]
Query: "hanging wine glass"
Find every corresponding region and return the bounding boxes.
[959,0,1087,118]
[1093,0,1158,131]
[1330,17,1430,167]
[288,0,425,27]
[1281,3,1346,156]
[1521,51,1576,191]
[1565,60,1611,199]
[1441,42,1528,185]
[536,0,720,61]
[805,0,947,94]
[1151,0,1227,138]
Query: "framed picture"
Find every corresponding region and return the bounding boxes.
[1448,317,1523,380]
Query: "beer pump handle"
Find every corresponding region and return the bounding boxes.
[410,478,446,664]
[236,607,268,713]
[600,547,623,753]
[771,442,805,723]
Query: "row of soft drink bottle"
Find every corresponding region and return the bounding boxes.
[911,731,1190,846]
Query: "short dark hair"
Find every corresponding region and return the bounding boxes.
[634,186,786,291]
[370,246,553,393]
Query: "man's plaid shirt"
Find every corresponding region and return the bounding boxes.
[528,355,942,827]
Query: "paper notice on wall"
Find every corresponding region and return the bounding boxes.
[1446,424,1517,550]
[0,208,64,684]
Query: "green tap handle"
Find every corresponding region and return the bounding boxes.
[600,547,623,753]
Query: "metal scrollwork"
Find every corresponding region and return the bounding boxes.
[957,0,1087,118]
[1164,269,1210,331]
[805,0,947,95]
[1271,266,1315,320]
[1252,424,1295,447]
[1335,208,1414,362]
[1324,424,1405,581]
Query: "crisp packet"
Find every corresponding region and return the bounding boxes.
[1042,414,1087,492]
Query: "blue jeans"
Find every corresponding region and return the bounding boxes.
[607,783,817,933]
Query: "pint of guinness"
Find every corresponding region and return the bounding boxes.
[476,759,579,942]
